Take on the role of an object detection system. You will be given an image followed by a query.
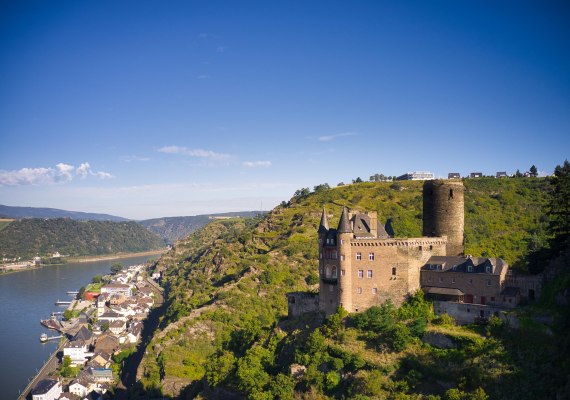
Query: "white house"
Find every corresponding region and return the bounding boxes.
[31,379,62,400]
[69,378,90,397]
[63,340,89,366]
[108,320,126,335]
[100,283,131,297]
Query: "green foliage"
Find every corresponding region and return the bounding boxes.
[0,218,165,259]
[63,309,73,321]
[111,262,123,274]
[136,178,566,398]
[549,160,570,253]
[205,350,236,387]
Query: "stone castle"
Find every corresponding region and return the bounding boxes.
[287,180,542,323]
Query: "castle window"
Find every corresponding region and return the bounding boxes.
[487,280,491,286]
[467,265,473,272]
[329,285,334,292]
[430,245,433,250]
[369,252,375,261]
[356,252,362,260]
[357,287,362,294]
[318,239,322,244]
[419,245,423,251]
[486,266,491,273]
[439,277,443,283]
[469,279,473,285]
[331,251,338,260]
[372,288,377,294]
[358,270,364,278]
[340,239,344,245]
[392,267,397,276]
[341,269,345,276]
[449,189,454,199]
[340,255,345,261]
[367,270,373,278]
[452,278,456,283]
[332,267,337,278]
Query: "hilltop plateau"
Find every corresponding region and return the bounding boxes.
[133,177,570,399]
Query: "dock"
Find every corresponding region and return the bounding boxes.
[66,290,79,296]
[55,300,71,306]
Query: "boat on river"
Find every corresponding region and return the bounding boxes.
[40,316,62,331]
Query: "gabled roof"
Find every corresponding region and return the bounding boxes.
[352,213,373,237]
[73,326,93,342]
[423,256,506,275]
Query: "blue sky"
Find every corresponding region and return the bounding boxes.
[1,1,569,219]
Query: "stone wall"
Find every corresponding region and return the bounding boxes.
[287,292,320,318]
[423,180,464,256]
[505,273,543,300]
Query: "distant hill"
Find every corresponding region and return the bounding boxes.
[0,204,128,222]
[139,211,265,243]
[0,218,165,259]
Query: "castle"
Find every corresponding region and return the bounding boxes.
[287,180,541,323]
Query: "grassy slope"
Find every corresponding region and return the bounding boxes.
[137,178,563,399]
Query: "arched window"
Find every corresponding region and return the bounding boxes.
[332,266,337,278]
[325,266,331,278]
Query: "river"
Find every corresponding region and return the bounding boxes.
[0,254,159,398]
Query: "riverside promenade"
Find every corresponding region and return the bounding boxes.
[17,339,67,400]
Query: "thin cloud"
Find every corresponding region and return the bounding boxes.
[318,132,359,142]
[120,155,151,163]
[216,46,226,53]
[0,162,113,186]
[242,161,272,168]
[158,146,231,160]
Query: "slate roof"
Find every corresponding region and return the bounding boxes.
[337,207,351,233]
[318,208,329,234]
[423,256,506,275]
[31,379,59,395]
[73,326,93,342]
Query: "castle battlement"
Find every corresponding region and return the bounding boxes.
[350,237,448,247]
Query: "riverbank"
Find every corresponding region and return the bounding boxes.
[0,249,168,276]
[65,248,168,263]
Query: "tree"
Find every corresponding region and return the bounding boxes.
[314,183,330,192]
[515,169,523,178]
[63,309,74,321]
[92,275,103,283]
[293,187,310,198]
[353,177,363,183]
[549,160,570,253]
[111,262,123,274]
[529,165,538,177]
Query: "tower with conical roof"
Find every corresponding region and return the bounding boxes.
[318,208,340,315]
[337,207,353,312]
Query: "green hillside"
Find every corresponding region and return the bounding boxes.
[0,218,166,259]
[139,211,265,243]
[135,178,567,399]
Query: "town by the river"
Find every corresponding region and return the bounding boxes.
[0,255,158,399]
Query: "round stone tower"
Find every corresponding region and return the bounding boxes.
[422,180,464,256]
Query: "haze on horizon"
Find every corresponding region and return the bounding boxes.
[1,1,569,220]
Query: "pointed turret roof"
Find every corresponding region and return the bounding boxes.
[318,208,329,234]
[337,207,352,233]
